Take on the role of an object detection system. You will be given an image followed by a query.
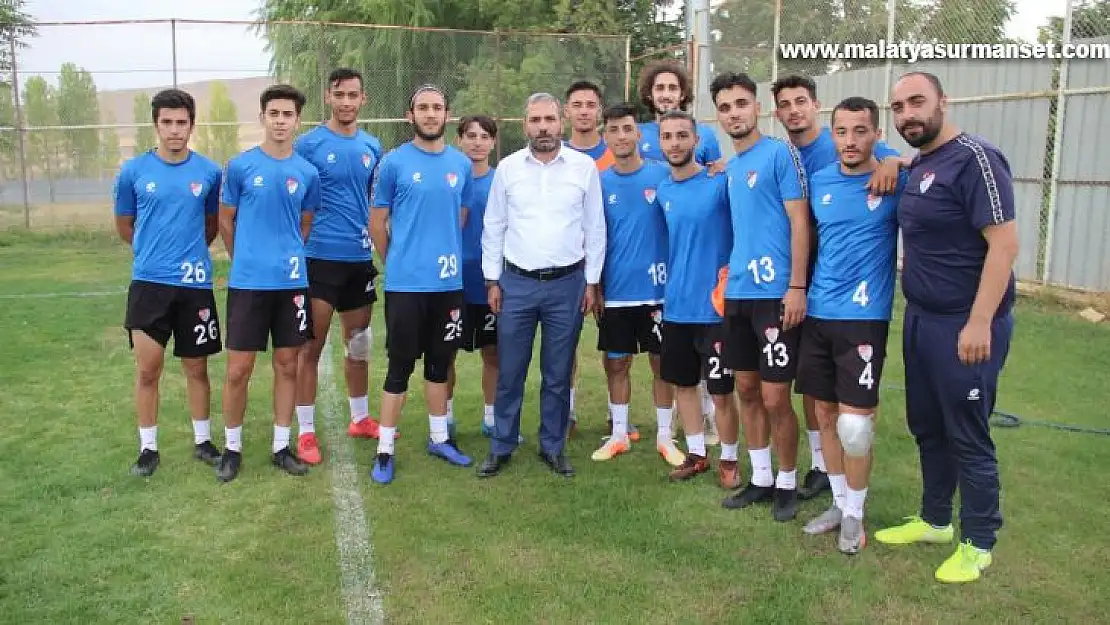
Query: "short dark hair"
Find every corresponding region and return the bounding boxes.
[409,84,449,111]
[899,71,945,97]
[831,96,880,129]
[260,84,306,114]
[638,59,692,112]
[327,68,362,89]
[601,103,638,126]
[709,72,757,105]
[151,89,196,124]
[658,109,696,133]
[457,114,497,138]
[771,75,817,102]
[565,80,603,103]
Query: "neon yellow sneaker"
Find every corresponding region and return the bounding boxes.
[935,540,992,583]
[656,439,686,467]
[591,437,630,461]
[874,516,955,545]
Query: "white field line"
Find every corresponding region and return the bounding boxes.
[0,287,126,299]
[321,339,385,625]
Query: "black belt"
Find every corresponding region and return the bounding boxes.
[505,259,584,281]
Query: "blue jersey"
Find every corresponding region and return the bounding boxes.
[461,168,495,304]
[600,161,670,306]
[723,135,808,300]
[658,169,732,323]
[796,127,900,177]
[113,150,222,289]
[565,138,608,161]
[808,164,908,321]
[294,125,382,262]
[638,121,722,165]
[371,142,474,293]
[221,147,321,290]
[898,133,1016,317]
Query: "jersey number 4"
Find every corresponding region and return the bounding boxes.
[852,280,870,307]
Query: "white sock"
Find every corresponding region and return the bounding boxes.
[656,407,673,441]
[845,486,868,520]
[483,404,495,427]
[225,426,242,452]
[569,388,577,418]
[377,426,396,455]
[296,405,315,435]
[685,432,706,457]
[272,425,291,453]
[139,426,157,452]
[775,468,797,490]
[349,395,369,423]
[829,473,848,510]
[808,430,826,471]
[749,447,773,487]
[192,419,210,445]
[429,414,450,444]
[446,399,455,426]
[609,403,629,440]
[720,442,739,461]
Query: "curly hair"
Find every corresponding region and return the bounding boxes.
[637,59,692,113]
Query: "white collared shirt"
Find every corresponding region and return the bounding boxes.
[481,145,606,283]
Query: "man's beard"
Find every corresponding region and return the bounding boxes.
[529,134,559,152]
[414,121,445,141]
[728,122,755,141]
[666,149,694,168]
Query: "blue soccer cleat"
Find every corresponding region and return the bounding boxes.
[370,453,395,484]
[428,439,473,467]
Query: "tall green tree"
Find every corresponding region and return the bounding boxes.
[21,75,57,197]
[0,0,36,79]
[1039,0,1110,44]
[132,91,156,154]
[196,81,240,165]
[55,62,101,176]
[0,82,14,177]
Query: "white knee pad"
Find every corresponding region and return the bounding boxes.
[345,326,372,361]
[837,413,874,457]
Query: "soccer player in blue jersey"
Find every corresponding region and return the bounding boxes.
[292,68,385,466]
[114,89,224,477]
[636,60,722,166]
[216,84,321,483]
[655,110,741,486]
[446,114,503,437]
[711,71,808,522]
[795,97,907,554]
[589,103,682,467]
[874,72,1019,584]
[769,74,905,501]
[367,84,476,484]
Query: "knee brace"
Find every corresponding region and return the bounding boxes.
[837,413,875,457]
[383,356,416,394]
[345,326,372,361]
[423,354,451,384]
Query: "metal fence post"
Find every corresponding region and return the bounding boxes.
[624,35,632,102]
[171,19,179,88]
[1042,0,1075,285]
[771,0,782,84]
[10,29,31,228]
[880,0,898,138]
[494,29,502,162]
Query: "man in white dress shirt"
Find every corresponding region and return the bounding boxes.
[476,92,607,478]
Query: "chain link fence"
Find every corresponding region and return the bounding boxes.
[0,19,628,231]
[701,0,1110,292]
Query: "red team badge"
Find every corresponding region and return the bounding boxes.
[747,171,758,188]
[286,177,299,194]
[764,326,780,344]
[362,153,372,168]
[293,294,305,309]
[644,188,656,204]
[713,341,722,354]
[190,182,202,197]
[919,171,935,193]
[198,308,210,322]
[858,344,874,363]
[866,193,881,210]
[446,173,458,188]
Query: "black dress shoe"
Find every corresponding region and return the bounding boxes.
[539,451,574,477]
[477,453,511,478]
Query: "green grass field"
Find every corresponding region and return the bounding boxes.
[2,230,1108,624]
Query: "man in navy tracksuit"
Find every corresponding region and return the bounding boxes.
[874,72,1020,584]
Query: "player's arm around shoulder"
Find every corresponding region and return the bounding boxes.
[112,158,138,245]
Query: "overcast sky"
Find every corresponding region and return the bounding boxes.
[19,0,1067,92]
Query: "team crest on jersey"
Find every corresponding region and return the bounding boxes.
[746,171,758,188]
[644,188,656,204]
[858,343,874,363]
[253,176,264,187]
[866,193,881,211]
[446,172,459,188]
[293,294,305,309]
[608,194,617,205]
[145,182,156,193]
[450,308,461,322]
[919,171,935,193]
[286,177,299,194]
[651,310,662,323]
[764,326,780,344]
[713,341,722,354]
[198,308,210,322]
[362,153,372,168]
[326,153,337,164]
[821,193,832,205]
[190,182,203,197]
